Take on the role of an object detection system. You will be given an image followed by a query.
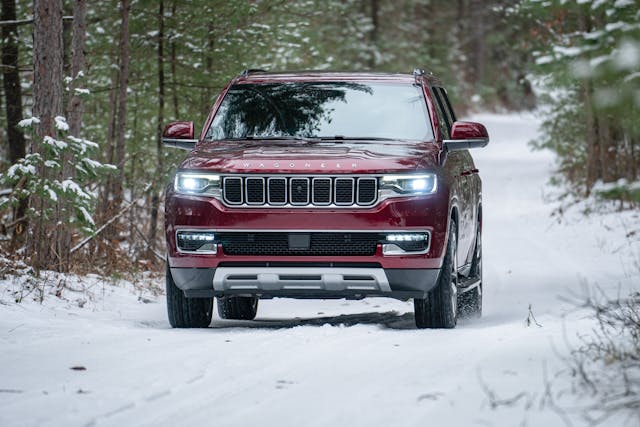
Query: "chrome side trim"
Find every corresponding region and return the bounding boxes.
[382,243,430,256]
[162,138,198,151]
[213,267,391,292]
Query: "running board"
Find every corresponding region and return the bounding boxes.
[458,276,481,293]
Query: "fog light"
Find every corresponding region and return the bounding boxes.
[386,233,428,242]
[176,231,217,253]
[383,232,429,255]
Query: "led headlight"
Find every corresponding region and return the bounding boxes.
[380,174,437,195]
[174,172,221,195]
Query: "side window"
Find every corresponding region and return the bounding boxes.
[430,87,450,139]
[437,87,457,124]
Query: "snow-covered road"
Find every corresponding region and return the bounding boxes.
[1,114,639,427]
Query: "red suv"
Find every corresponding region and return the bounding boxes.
[163,69,488,329]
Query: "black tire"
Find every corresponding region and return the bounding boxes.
[459,223,483,319]
[166,263,213,328]
[217,296,259,320]
[414,222,458,329]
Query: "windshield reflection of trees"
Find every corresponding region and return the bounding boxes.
[209,83,372,139]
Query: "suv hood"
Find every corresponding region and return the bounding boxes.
[180,140,440,174]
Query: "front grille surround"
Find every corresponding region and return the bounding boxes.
[220,175,379,208]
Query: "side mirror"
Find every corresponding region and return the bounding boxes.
[163,121,197,150]
[443,121,489,152]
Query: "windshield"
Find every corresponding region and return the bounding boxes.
[205,81,434,141]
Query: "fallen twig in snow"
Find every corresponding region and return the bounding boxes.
[526,304,543,327]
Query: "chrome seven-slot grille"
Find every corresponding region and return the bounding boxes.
[222,176,378,207]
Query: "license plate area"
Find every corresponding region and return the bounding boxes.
[288,233,311,250]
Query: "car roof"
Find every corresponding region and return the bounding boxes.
[233,70,443,86]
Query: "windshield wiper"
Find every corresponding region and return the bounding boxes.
[242,136,321,142]
[317,136,395,142]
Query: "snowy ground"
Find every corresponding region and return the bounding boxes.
[1,114,639,427]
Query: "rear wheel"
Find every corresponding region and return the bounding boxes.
[217,296,259,320]
[414,222,458,329]
[166,263,213,328]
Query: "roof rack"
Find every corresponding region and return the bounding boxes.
[413,68,434,84]
[240,68,267,77]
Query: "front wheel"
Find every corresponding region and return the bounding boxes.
[166,263,213,328]
[414,222,458,329]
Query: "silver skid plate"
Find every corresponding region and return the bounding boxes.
[213,267,391,292]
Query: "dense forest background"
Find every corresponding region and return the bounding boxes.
[0,0,638,273]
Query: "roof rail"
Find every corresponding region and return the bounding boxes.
[413,68,434,84]
[240,68,267,77]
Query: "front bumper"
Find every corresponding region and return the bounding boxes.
[165,191,449,299]
[171,266,440,300]
[165,192,450,270]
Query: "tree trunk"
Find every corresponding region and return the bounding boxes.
[170,0,178,118]
[50,0,86,271]
[66,0,86,137]
[583,78,600,194]
[148,0,164,260]
[109,0,130,224]
[1,0,27,243]
[598,114,618,183]
[31,0,64,270]
[369,0,378,69]
[98,61,119,228]
[469,0,485,87]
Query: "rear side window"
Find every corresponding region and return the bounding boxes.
[436,87,456,124]
[430,87,450,139]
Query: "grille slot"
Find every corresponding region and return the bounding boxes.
[245,177,265,204]
[290,178,310,205]
[267,177,286,205]
[357,178,377,205]
[223,177,243,204]
[221,175,378,207]
[218,232,379,256]
[312,178,331,205]
[334,178,355,205]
